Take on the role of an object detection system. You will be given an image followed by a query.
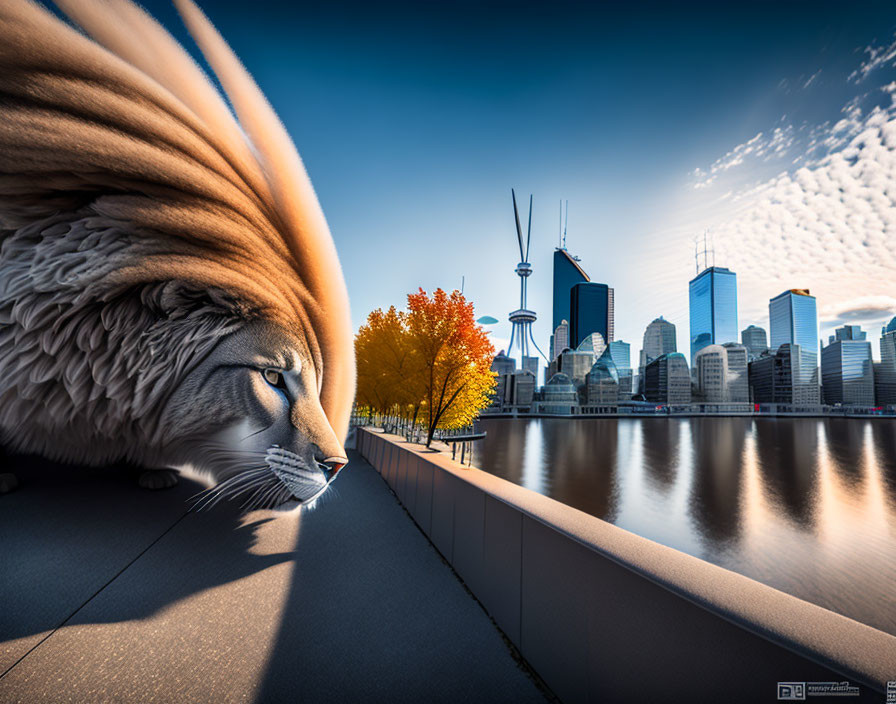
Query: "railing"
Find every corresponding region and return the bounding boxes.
[357,428,895,703]
[348,412,478,448]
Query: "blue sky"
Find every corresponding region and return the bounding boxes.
[136,1,896,364]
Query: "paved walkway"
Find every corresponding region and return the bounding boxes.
[0,448,547,703]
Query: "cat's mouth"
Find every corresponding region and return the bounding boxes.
[189,446,342,512]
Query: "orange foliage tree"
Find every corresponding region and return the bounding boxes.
[355,288,495,446]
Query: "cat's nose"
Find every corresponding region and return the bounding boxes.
[319,455,347,480]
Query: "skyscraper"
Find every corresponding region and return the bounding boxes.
[876,317,896,406]
[688,266,738,363]
[638,317,677,393]
[741,324,768,360]
[607,340,632,396]
[694,345,727,402]
[644,353,691,404]
[769,289,819,403]
[569,282,613,349]
[552,320,569,359]
[722,342,750,402]
[821,325,874,406]
[769,289,818,351]
[749,343,818,405]
[694,343,749,402]
[552,248,589,334]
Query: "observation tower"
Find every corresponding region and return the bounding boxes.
[507,189,547,372]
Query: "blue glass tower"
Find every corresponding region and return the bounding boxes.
[569,282,610,349]
[769,289,820,402]
[552,248,589,333]
[769,289,818,352]
[688,266,738,364]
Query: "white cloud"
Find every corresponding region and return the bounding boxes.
[849,35,896,83]
[703,96,896,338]
[803,69,822,89]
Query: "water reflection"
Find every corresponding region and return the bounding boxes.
[825,420,866,491]
[640,419,680,493]
[753,419,818,529]
[688,417,748,545]
[475,417,896,636]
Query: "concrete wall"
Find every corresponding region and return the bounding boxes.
[358,428,895,704]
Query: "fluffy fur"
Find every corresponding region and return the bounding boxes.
[0,0,355,507]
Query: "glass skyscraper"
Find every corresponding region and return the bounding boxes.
[821,325,874,405]
[688,266,738,364]
[607,340,632,395]
[769,289,819,403]
[552,249,589,333]
[769,289,818,353]
[569,282,612,349]
[876,317,896,405]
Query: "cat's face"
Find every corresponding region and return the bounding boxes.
[161,320,348,510]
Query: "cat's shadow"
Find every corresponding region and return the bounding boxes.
[0,448,295,648]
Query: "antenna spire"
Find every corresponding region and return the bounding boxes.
[511,189,525,261]
[563,200,568,249]
[558,200,562,248]
[526,194,533,262]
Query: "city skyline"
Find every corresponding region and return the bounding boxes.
[126,0,896,362]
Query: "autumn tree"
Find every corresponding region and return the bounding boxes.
[354,306,416,419]
[355,288,495,446]
[405,288,495,446]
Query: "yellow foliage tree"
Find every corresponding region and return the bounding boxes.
[355,288,495,446]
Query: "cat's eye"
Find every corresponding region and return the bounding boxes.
[263,368,287,390]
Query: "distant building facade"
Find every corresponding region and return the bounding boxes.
[741,324,768,361]
[749,343,820,405]
[876,317,896,406]
[586,348,620,404]
[644,353,691,404]
[548,349,595,389]
[552,320,569,360]
[608,340,632,396]
[522,355,539,380]
[490,351,516,408]
[569,282,614,349]
[689,266,738,364]
[768,289,819,402]
[638,317,677,394]
[552,249,589,334]
[722,342,750,402]
[501,370,536,408]
[821,325,874,406]
[693,343,748,403]
[694,345,727,402]
[539,373,578,414]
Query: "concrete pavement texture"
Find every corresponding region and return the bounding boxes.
[0,449,548,703]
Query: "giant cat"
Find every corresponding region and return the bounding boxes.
[0,0,355,509]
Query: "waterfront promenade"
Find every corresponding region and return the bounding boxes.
[0,449,547,703]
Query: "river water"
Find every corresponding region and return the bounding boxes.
[473,417,896,636]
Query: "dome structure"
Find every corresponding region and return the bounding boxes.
[576,332,606,357]
[545,372,575,389]
[540,373,578,413]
